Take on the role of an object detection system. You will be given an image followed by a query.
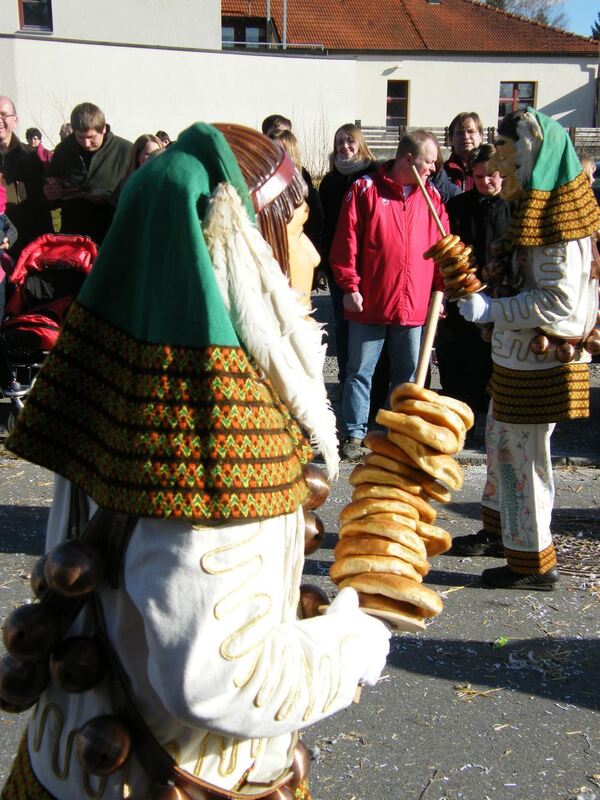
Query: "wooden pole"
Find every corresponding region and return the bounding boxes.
[410,165,448,387]
[414,290,444,388]
[411,166,446,237]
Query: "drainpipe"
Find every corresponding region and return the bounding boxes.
[266,0,270,48]
[283,0,287,50]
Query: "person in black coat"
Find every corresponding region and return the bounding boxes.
[319,124,376,387]
[436,144,512,418]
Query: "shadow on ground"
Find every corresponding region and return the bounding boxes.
[389,634,598,710]
[0,505,47,554]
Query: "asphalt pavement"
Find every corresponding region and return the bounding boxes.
[0,292,598,800]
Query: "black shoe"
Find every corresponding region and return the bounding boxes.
[480,565,560,591]
[450,529,504,557]
[341,437,363,461]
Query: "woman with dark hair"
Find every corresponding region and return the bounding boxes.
[2,123,389,799]
[319,123,376,386]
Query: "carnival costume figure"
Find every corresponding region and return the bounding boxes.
[455,109,600,589]
[1,124,390,798]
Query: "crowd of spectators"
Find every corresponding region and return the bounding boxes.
[0,99,595,457]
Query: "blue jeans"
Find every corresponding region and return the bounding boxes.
[342,321,422,439]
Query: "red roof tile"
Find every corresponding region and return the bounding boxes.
[221,0,598,55]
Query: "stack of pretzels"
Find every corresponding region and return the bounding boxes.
[423,234,485,301]
[330,383,474,632]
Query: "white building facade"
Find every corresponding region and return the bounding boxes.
[0,0,597,172]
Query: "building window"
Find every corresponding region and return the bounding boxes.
[386,81,409,128]
[498,82,535,122]
[18,0,53,30]
[222,17,267,49]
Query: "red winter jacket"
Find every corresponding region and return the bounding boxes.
[329,162,447,326]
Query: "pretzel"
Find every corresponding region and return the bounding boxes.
[390,398,466,442]
[349,464,422,495]
[376,409,460,456]
[387,431,464,490]
[340,497,419,524]
[423,234,460,260]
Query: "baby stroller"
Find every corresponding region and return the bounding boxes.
[0,233,97,432]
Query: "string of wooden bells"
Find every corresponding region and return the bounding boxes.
[0,464,330,796]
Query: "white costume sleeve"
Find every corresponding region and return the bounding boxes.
[491,239,593,336]
[121,509,388,741]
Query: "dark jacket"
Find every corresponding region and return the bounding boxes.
[445,188,512,333]
[431,167,462,204]
[443,152,473,192]
[318,161,377,271]
[48,127,131,244]
[0,134,52,256]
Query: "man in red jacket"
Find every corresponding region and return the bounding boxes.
[330,129,447,460]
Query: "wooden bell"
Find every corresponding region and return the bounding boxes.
[45,540,106,597]
[556,342,576,363]
[288,740,310,790]
[269,787,295,800]
[0,653,49,708]
[30,555,48,598]
[583,328,600,356]
[76,715,131,775]
[50,636,106,693]
[145,785,193,800]
[302,464,330,510]
[299,584,330,619]
[529,334,550,355]
[303,511,324,556]
[2,602,61,662]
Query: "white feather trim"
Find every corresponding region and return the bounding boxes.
[203,182,340,480]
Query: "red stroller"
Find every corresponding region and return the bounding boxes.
[1,233,97,431]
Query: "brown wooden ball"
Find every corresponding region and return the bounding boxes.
[288,740,310,790]
[0,653,49,708]
[76,715,131,775]
[0,693,38,713]
[556,342,576,363]
[302,463,330,510]
[45,540,106,598]
[2,602,61,662]
[50,636,106,693]
[145,785,192,800]
[270,787,295,800]
[303,511,324,555]
[30,556,48,598]
[529,334,550,355]
[583,328,600,356]
[299,584,330,619]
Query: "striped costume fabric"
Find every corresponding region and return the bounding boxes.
[507,170,600,248]
[505,544,557,575]
[481,506,502,538]
[490,362,589,424]
[1,736,55,800]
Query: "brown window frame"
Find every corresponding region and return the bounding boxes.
[498,81,536,123]
[18,0,53,31]
[386,80,409,128]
